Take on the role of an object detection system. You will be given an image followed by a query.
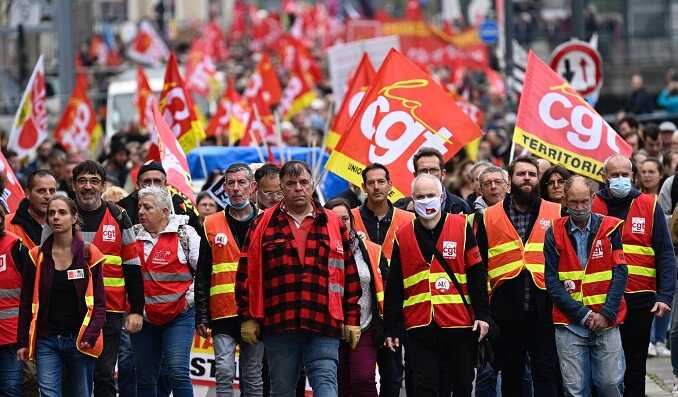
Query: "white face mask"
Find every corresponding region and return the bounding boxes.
[414,196,442,219]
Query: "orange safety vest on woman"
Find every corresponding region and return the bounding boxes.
[484,199,561,294]
[0,233,21,346]
[591,193,656,294]
[248,204,346,321]
[352,207,414,263]
[203,212,240,320]
[551,215,627,325]
[362,238,385,315]
[137,233,193,326]
[398,214,474,330]
[26,245,105,360]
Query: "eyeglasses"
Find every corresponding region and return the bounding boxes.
[75,177,103,187]
[547,179,565,187]
[261,190,284,199]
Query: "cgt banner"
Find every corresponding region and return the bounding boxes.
[513,51,632,182]
[325,48,482,201]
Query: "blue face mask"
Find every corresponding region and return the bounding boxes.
[230,199,250,210]
[609,177,632,198]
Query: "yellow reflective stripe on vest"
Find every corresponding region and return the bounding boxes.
[571,292,583,302]
[627,265,656,277]
[103,255,122,265]
[524,243,543,252]
[429,271,467,284]
[623,244,655,256]
[582,294,607,306]
[525,263,544,273]
[488,260,523,279]
[488,240,521,259]
[210,284,235,296]
[103,277,125,287]
[559,270,584,280]
[82,313,92,326]
[431,294,470,304]
[404,292,431,307]
[85,296,94,306]
[213,262,238,273]
[583,270,612,283]
[404,271,428,288]
[376,291,384,301]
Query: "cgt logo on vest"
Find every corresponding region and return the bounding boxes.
[631,217,646,234]
[102,224,116,242]
[435,277,451,293]
[592,240,604,259]
[214,233,228,246]
[442,241,457,259]
[539,219,552,230]
[152,250,172,265]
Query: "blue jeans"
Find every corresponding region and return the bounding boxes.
[651,313,671,344]
[36,335,96,397]
[213,333,264,397]
[118,329,136,397]
[131,307,195,397]
[264,332,339,397]
[0,345,22,396]
[555,327,625,397]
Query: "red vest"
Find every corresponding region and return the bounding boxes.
[137,233,193,326]
[4,213,37,249]
[484,199,561,294]
[91,208,126,312]
[203,212,240,320]
[592,193,657,293]
[27,244,105,359]
[398,214,474,330]
[362,239,385,316]
[551,215,627,326]
[0,233,20,345]
[352,207,414,264]
[248,204,346,321]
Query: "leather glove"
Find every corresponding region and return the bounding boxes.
[241,320,260,345]
[344,325,361,349]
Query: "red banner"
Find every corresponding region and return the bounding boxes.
[0,149,25,214]
[326,49,483,200]
[513,51,632,181]
[135,66,155,132]
[8,56,47,159]
[327,53,376,151]
[54,73,102,153]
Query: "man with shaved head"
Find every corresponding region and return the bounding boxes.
[545,175,627,396]
[592,154,676,396]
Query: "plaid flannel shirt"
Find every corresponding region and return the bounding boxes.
[236,202,361,338]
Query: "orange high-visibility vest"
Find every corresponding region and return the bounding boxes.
[362,239,384,315]
[0,233,21,346]
[203,212,240,320]
[90,208,130,313]
[4,213,37,249]
[592,193,656,294]
[27,245,105,359]
[484,199,561,294]
[352,207,414,263]
[137,233,193,326]
[397,214,475,330]
[551,215,627,326]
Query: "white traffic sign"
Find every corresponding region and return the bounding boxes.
[549,40,602,98]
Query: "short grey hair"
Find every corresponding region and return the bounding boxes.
[225,162,254,181]
[602,154,633,174]
[411,173,443,195]
[479,166,509,183]
[470,161,492,180]
[138,185,173,212]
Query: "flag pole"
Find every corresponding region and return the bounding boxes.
[508,139,517,164]
[251,104,271,163]
[312,100,335,181]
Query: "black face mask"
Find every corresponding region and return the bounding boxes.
[511,182,539,206]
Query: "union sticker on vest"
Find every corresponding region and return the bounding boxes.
[102,224,116,242]
[631,217,645,234]
[435,277,451,292]
[0,254,5,272]
[539,219,552,230]
[215,233,228,246]
[442,241,457,259]
[592,239,604,259]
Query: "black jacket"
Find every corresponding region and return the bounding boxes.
[9,199,44,247]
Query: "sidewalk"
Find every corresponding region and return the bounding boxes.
[647,356,674,396]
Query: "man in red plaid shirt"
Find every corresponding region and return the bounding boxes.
[236,160,362,396]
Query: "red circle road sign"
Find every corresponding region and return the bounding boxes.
[549,40,602,98]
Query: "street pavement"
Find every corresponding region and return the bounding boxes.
[647,356,675,396]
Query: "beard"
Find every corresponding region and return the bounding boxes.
[511,182,539,206]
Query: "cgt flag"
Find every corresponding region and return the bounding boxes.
[327,53,376,151]
[135,66,155,132]
[206,78,238,139]
[0,149,25,214]
[245,53,282,106]
[326,48,483,200]
[8,55,47,159]
[54,73,103,153]
[278,54,316,121]
[160,53,206,154]
[513,51,632,181]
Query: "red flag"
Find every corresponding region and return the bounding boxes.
[135,66,155,132]
[245,91,276,146]
[159,53,206,153]
[326,49,482,200]
[513,51,632,182]
[229,99,253,145]
[185,38,218,98]
[54,73,103,153]
[201,21,229,62]
[148,103,195,203]
[128,20,169,66]
[327,54,376,151]
[0,150,25,214]
[279,36,322,84]
[8,56,47,159]
[405,0,423,20]
[245,53,282,106]
[206,78,239,138]
[278,55,316,120]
